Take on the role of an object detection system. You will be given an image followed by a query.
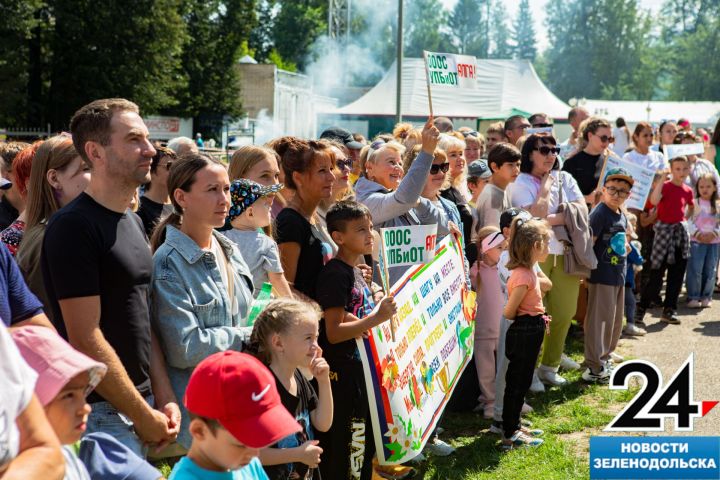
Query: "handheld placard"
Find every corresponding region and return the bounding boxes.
[422,50,434,117]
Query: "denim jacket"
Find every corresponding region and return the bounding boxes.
[150,225,254,447]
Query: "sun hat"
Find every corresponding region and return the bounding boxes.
[12,325,107,406]
[228,179,283,222]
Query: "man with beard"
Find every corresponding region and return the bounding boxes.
[41,98,179,457]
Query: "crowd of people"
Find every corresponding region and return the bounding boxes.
[1,97,720,480]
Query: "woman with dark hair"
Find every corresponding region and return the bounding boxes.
[612,117,631,156]
[137,145,175,236]
[509,133,585,389]
[623,122,667,172]
[709,117,720,172]
[652,120,679,155]
[273,137,336,299]
[562,117,616,203]
[150,153,255,449]
[17,136,90,315]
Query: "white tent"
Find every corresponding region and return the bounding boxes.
[582,100,720,127]
[333,58,570,119]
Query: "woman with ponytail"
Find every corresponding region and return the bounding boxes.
[150,152,254,449]
[272,137,336,299]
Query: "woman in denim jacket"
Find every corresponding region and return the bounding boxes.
[149,153,254,449]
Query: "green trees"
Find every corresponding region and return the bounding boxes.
[0,0,45,125]
[543,0,656,101]
[448,0,489,57]
[511,0,537,61]
[404,0,453,57]
[48,0,187,129]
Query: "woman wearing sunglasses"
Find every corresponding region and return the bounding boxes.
[355,118,450,285]
[509,134,586,389]
[563,117,618,204]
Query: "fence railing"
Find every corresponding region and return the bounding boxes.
[0,124,52,138]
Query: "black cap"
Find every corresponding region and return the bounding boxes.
[320,127,364,150]
[499,207,531,231]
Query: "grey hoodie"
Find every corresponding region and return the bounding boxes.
[355,150,450,283]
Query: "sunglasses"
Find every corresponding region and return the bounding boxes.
[336,158,353,170]
[606,186,630,198]
[596,135,615,144]
[429,162,450,174]
[532,123,553,128]
[535,146,560,156]
[462,131,479,138]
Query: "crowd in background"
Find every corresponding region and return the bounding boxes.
[2,98,720,479]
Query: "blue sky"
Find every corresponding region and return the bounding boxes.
[439,0,665,50]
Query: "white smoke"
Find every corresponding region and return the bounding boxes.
[303,0,399,95]
[253,108,281,146]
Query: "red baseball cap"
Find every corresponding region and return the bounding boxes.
[184,351,301,448]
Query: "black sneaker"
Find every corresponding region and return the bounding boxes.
[633,306,646,326]
[660,309,681,324]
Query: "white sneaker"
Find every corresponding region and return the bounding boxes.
[559,354,581,371]
[582,366,610,383]
[609,352,624,363]
[688,299,702,308]
[536,366,568,386]
[623,323,646,336]
[702,298,712,308]
[424,438,455,456]
[529,369,546,393]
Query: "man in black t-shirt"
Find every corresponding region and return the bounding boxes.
[41,98,179,457]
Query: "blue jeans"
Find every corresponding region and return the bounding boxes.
[85,395,153,458]
[624,286,636,325]
[686,242,720,300]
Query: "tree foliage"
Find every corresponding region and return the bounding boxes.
[173,0,256,120]
[404,0,453,57]
[543,0,657,101]
[489,0,513,58]
[448,0,489,57]
[273,0,326,71]
[48,0,188,129]
[511,0,537,61]
[0,0,46,125]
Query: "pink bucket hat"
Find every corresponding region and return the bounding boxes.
[11,326,107,406]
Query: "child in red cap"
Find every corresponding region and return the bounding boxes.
[170,351,301,480]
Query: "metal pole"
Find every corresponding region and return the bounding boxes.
[396,0,403,124]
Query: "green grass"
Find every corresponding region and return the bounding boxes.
[413,337,638,479]
[152,338,639,479]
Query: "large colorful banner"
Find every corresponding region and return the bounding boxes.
[600,156,656,211]
[357,234,476,464]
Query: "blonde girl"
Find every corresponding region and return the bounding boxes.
[686,173,720,308]
[501,217,551,449]
[250,298,333,479]
[471,226,506,419]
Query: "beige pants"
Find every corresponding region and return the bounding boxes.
[584,283,624,373]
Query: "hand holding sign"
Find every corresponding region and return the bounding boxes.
[375,295,398,323]
[421,118,440,155]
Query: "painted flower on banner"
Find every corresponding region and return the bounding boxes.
[381,353,399,392]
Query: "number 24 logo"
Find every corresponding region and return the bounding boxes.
[606,354,717,432]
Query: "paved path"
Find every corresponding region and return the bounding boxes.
[616,300,720,435]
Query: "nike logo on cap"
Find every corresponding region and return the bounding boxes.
[251,384,271,402]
